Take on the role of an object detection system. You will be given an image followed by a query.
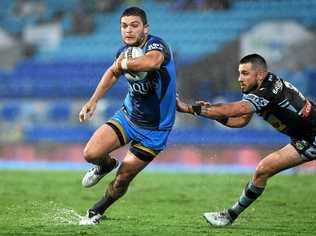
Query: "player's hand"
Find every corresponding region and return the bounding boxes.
[196,100,212,108]
[176,94,192,114]
[79,101,97,123]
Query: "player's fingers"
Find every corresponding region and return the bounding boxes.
[79,107,88,122]
[176,93,183,102]
[197,100,211,106]
[86,110,94,120]
[112,60,121,77]
[176,97,183,108]
[176,99,188,112]
[118,52,125,59]
[84,112,89,121]
[79,111,85,122]
[195,101,206,105]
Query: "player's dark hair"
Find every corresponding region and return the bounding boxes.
[240,54,268,71]
[121,7,147,25]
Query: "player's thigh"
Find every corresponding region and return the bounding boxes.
[116,151,150,180]
[259,144,303,175]
[84,123,122,157]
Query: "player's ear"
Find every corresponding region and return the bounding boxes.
[257,70,265,81]
[144,24,149,34]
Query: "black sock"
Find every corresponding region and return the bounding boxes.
[227,208,238,221]
[228,181,265,220]
[98,157,117,173]
[90,192,116,215]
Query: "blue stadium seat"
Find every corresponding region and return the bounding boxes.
[0,103,21,121]
[47,102,71,121]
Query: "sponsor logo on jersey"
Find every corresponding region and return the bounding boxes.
[272,79,283,94]
[265,114,287,131]
[128,80,157,95]
[294,140,306,151]
[243,94,269,111]
[148,43,163,51]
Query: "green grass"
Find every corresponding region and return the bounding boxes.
[1,170,316,235]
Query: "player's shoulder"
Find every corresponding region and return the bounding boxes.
[260,73,284,96]
[146,34,167,44]
[247,72,281,97]
[144,34,169,52]
[242,73,280,107]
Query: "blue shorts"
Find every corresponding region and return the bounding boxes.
[106,109,171,162]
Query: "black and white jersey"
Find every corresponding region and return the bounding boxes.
[242,72,316,143]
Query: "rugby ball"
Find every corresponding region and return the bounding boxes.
[124,47,147,81]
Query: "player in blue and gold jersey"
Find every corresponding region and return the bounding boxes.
[78,7,176,224]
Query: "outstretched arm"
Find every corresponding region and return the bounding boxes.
[216,114,253,128]
[176,96,254,127]
[79,63,120,123]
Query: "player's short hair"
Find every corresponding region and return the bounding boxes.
[121,7,147,25]
[240,54,268,71]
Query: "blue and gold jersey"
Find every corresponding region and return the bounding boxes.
[115,34,176,130]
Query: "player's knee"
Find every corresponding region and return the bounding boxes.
[254,161,272,181]
[83,146,98,163]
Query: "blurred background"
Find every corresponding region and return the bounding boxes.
[0,0,316,172]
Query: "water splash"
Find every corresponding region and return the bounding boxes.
[45,201,84,225]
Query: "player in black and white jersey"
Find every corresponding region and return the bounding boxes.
[177,54,316,226]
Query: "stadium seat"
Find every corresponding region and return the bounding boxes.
[0,103,21,122]
[0,0,315,144]
[47,102,71,121]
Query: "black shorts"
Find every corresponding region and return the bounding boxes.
[291,138,316,161]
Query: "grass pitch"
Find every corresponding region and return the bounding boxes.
[1,170,316,236]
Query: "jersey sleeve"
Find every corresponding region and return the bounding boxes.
[144,38,170,65]
[243,75,287,113]
[242,93,270,113]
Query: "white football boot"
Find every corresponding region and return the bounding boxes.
[79,210,103,225]
[82,159,120,188]
[203,211,233,227]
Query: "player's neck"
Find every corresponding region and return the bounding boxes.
[138,35,148,48]
[257,72,268,89]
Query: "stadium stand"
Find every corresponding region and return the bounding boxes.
[0,0,315,144]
